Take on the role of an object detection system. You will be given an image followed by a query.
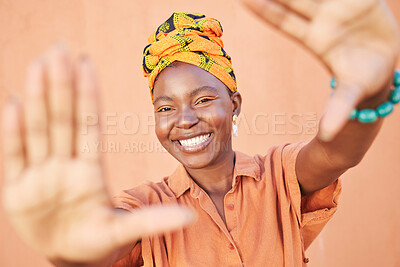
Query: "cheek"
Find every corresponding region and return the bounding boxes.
[206,108,232,135]
[155,116,172,145]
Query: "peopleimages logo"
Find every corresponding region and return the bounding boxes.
[80,112,157,135]
[79,111,319,153]
[80,140,167,154]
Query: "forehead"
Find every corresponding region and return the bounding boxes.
[152,62,230,101]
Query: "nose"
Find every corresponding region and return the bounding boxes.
[176,106,199,129]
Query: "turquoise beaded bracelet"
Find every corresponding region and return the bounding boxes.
[330,70,400,123]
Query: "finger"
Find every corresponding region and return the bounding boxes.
[276,0,319,20]
[76,58,100,161]
[319,83,363,141]
[241,0,309,41]
[24,59,49,164]
[2,98,25,182]
[47,44,74,157]
[111,205,196,247]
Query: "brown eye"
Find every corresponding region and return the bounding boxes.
[196,97,213,105]
[157,107,173,112]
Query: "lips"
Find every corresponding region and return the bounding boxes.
[178,133,211,146]
[173,132,213,152]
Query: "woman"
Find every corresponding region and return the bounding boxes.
[2,0,399,266]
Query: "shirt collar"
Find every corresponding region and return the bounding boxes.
[168,164,192,198]
[168,151,261,198]
[233,151,261,181]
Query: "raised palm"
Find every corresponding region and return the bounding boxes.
[242,0,400,140]
[1,46,194,263]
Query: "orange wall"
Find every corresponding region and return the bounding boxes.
[0,1,399,266]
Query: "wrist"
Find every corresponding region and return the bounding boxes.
[357,79,393,110]
[331,70,400,123]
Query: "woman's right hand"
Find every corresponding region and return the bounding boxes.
[1,44,195,263]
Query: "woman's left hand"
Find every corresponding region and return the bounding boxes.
[241,0,400,140]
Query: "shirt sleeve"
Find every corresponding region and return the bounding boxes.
[281,142,342,250]
[111,191,146,267]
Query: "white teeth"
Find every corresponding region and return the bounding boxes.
[179,134,210,147]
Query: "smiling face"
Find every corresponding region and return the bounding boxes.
[153,62,241,170]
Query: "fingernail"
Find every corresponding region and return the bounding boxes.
[318,130,333,142]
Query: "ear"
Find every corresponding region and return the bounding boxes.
[231,91,242,116]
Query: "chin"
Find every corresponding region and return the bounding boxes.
[173,150,216,169]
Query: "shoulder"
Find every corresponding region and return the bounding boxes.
[231,142,307,189]
[235,142,307,170]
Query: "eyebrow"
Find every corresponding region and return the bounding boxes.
[153,95,174,105]
[153,86,219,105]
[189,86,219,98]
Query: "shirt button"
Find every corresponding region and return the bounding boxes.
[303,258,309,263]
[229,244,235,250]
[227,204,234,210]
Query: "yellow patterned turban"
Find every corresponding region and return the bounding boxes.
[142,12,237,102]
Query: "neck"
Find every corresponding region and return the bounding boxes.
[185,150,236,196]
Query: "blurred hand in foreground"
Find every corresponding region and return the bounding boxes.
[241,0,400,140]
[1,45,195,263]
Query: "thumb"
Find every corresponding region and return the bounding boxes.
[319,82,363,142]
[110,205,196,247]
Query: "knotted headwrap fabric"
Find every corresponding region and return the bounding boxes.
[143,12,237,102]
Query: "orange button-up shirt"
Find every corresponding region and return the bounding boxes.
[112,143,341,266]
